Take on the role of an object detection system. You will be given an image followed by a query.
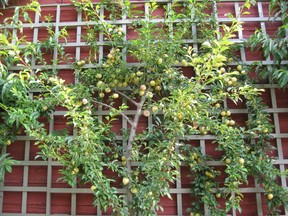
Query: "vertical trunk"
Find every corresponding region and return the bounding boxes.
[125,94,147,215]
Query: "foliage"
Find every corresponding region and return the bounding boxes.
[0,0,8,8]
[0,0,287,216]
[0,0,43,182]
[249,0,288,87]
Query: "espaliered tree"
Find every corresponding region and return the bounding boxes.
[0,0,288,215]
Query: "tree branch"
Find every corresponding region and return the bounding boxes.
[114,89,139,107]
[126,91,147,160]
[125,90,148,216]
[92,100,133,126]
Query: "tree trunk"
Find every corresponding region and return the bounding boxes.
[125,93,147,215]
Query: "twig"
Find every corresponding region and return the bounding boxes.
[114,89,139,107]
[92,100,133,126]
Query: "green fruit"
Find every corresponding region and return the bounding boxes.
[136,71,143,76]
[146,92,153,99]
[139,90,145,96]
[134,77,140,84]
[97,81,104,87]
[225,158,231,164]
[73,167,79,173]
[155,86,161,91]
[151,106,158,113]
[150,80,156,86]
[112,93,119,99]
[122,177,129,185]
[238,158,244,165]
[231,77,237,82]
[181,59,188,67]
[220,67,226,73]
[105,88,111,93]
[267,193,273,200]
[229,120,235,126]
[99,92,105,98]
[131,188,138,194]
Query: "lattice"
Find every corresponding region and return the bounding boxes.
[0,1,287,215]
